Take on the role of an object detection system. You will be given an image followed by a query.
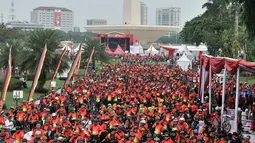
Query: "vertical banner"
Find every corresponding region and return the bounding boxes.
[29,45,47,100]
[1,46,12,101]
[64,44,82,87]
[75,55,81,75]
[54,10,61,29]
[84,47,95,76]
[48,47,67,89]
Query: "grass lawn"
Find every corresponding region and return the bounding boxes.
[4,59,120,108]
[5,79,65,108]
[240,76,255,85]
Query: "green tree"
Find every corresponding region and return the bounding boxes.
[0,39,24,74]
[19,29,70,89]
[81,38,110,70]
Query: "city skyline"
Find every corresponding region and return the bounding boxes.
[0,0,206,30]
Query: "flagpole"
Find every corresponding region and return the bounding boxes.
[84,47,95,77]
[201,67,205,103]
[221,63,227,127]
[64,44,82,88]
[234,66,240,132]
[209,63,212,114]
[48,47,66,89]
[29,45,47,100]
[0,45,12,103]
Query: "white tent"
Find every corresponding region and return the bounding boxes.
[145,45,159,55]
[178,45,194,60]
[177,54,192,71]
[130,43,144,54]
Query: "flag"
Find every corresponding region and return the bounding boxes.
[64,44,82,87]
[84,47,95,76]
[29,45,47,100]
[75,55,81,75]
[1,46,12,101]
[48,47,67,89]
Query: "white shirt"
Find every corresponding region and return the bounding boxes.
[5,119,14,130]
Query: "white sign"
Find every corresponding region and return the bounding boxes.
[13,90,23,99]
[51,81,56,88]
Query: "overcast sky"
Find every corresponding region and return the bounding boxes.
[0,0,206,29]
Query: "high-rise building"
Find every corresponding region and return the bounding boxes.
[156,7,181,26]
[87,19,107,25]
[31,6,74,32]
[123,0,141,25]
[140,2,148,25]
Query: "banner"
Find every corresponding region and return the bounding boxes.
[1,46,12,101]
[75,55,81,75]
[64,44,82,87]
[84,47,95,76]
[48,47,67,89]
[54,10,61,29]
[29,45,47,100]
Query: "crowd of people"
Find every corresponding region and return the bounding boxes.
[0,55,254,143]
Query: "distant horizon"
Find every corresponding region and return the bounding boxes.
[0,0,206,31]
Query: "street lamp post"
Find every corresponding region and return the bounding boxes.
[13,90,23,108]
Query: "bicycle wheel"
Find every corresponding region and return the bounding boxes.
[223,122,231,133]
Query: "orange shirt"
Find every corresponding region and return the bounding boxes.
[28,114,39,121]
[16,112,26,122]
[12,131,24,143]
[32,129,44,137]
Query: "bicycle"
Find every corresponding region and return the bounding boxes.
[222,115,232,133]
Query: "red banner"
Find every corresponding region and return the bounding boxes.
[29,45,47,100]
[49,47,67,89]
[1,46,12,101]
[64,44,82,88]
[54,10,61,28]
[84,47,95,76]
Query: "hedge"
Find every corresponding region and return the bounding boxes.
[0,77,23,91]
[26,74,54,81]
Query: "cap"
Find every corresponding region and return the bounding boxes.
[52,113,56,117]
[180,117,185,121]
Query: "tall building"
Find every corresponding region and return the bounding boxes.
[140,2,148,25]
[31,6,74,32]
[156,7,181,26]
[123,0,141,25]
[87,19,107,25]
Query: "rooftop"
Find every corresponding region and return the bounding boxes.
[85,25,180,31]
[33,6,72,12]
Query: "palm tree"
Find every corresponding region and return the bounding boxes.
[81,38,110,70]
[0,39,24,75]
[19,29,70,89]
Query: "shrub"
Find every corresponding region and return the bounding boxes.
[35,88,49,94]
[0,78,23,91]
[26,73,54,81]
[59,77,67,81]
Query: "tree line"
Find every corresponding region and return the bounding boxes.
[181,0,255,61]
[0,25,110,91]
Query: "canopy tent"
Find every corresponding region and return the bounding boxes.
[113,45,125,55]
[188,44,208,52]
[160,45,176,58]
[145,45,159,55]
[130,43,144,55]
[105,45,114,55]
[177,54,192,71]
[199,55,255,133]
[178,45,194,60]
